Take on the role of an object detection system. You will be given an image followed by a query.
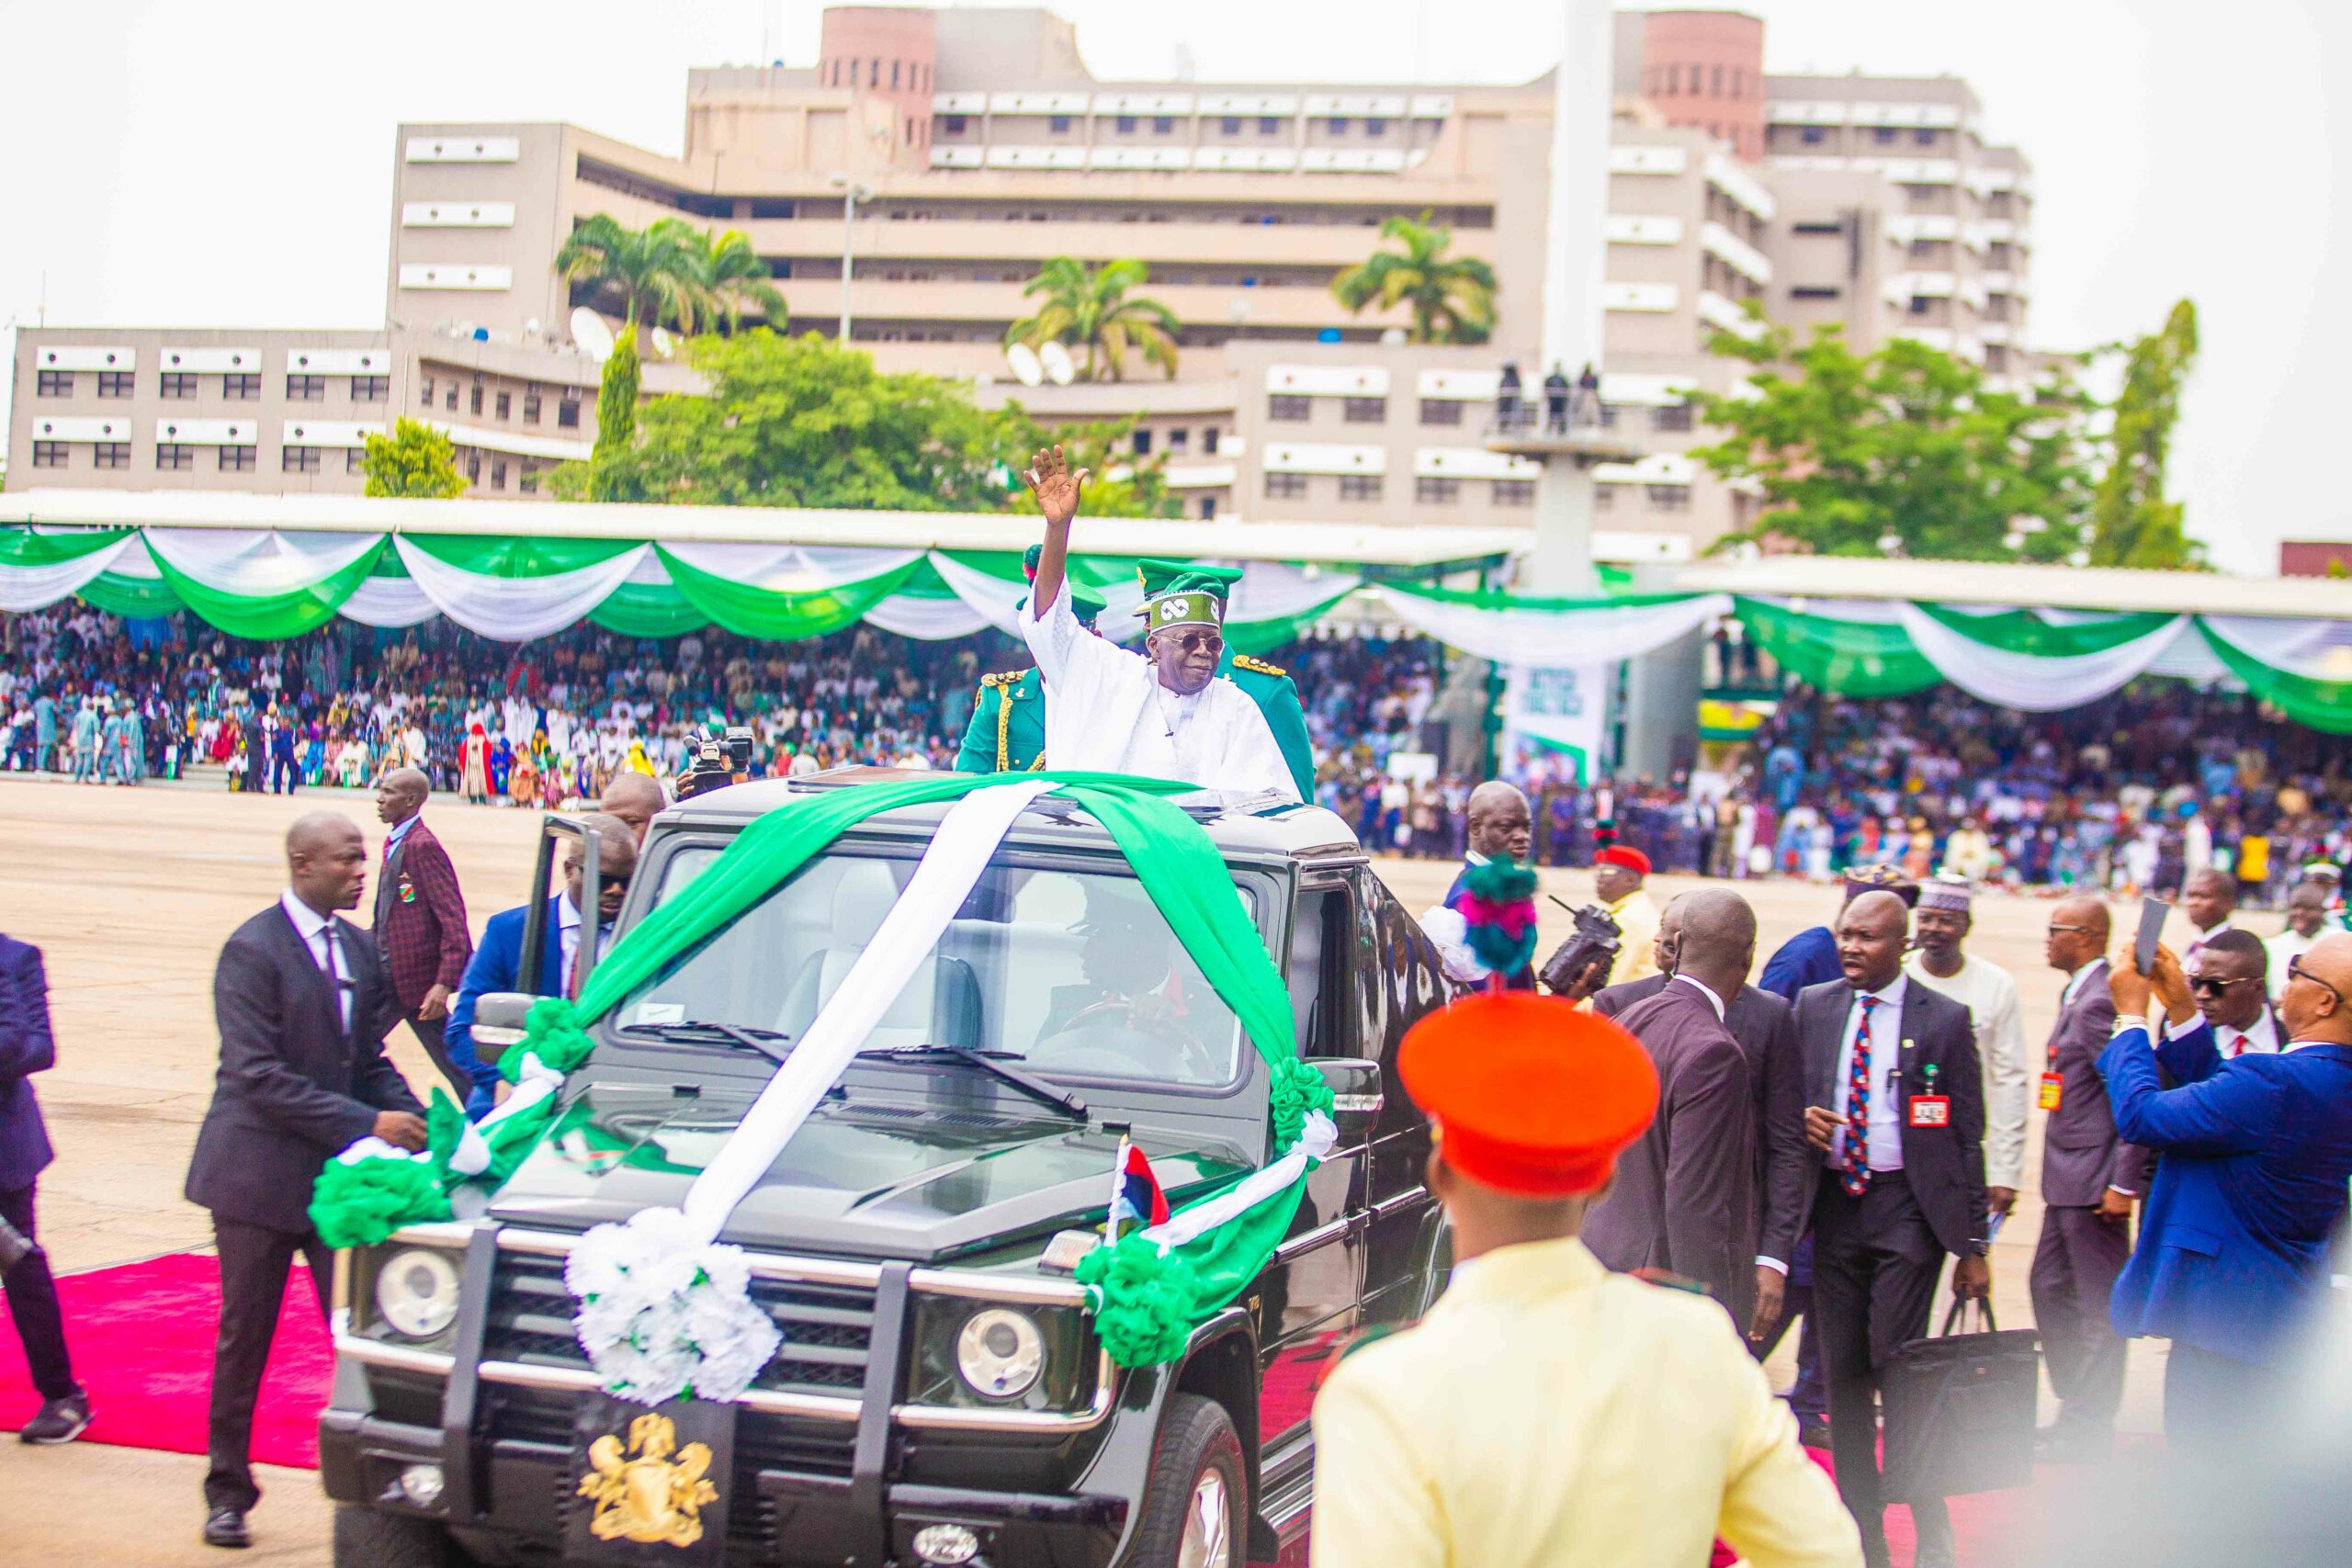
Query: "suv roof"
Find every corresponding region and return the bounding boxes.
[660,767,1363,863]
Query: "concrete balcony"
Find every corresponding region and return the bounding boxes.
[1481,400,1645,467]
[788,276,1403,334]
[737,215,1485,271]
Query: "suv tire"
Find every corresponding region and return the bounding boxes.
[333,1505,457,1567]
[1122,1393,1248,1568]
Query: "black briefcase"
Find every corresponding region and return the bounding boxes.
[1880,1299,2041,1502]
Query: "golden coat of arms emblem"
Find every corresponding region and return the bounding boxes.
[576,1413,720,1548]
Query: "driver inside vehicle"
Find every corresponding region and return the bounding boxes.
[1029,885,1230,1082]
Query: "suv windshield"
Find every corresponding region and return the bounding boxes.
[616,845,1253,1090]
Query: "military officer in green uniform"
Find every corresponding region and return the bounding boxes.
[953,554,1317,798]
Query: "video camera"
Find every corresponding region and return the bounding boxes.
[675,725,756,801]
[1538,899,1623,1000]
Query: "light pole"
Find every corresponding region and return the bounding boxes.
[829,173,875,344]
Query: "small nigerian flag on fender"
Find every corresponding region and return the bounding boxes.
[1106,1134,1169,1240]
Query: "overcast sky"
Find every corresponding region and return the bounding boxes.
[1,0,2341,571]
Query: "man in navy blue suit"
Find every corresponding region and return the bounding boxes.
[2101,931,2352,1451]
[446,818,637,1117]
[0,931,87,1445]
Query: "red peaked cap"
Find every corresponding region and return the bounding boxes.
[1596,843,1651,875]
[1399,994,1659,1198]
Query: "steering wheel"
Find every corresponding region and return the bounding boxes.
[1038,1002,1222,1083]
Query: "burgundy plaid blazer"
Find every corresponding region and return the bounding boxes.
[371,818,472,1012]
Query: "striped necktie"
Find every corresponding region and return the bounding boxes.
[1842,995,1880,1198]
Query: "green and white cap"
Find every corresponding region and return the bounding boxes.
[1135,558,1242,632]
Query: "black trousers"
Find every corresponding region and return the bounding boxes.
[0,1182,76,1403]
[206,1218,333,1513]
[1813,1168,1952,1565]
[2030,1203,2132,1438]
[403,1009,472,1104]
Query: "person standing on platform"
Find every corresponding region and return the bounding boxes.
[1584,889,1759,1316]
[2102,936,2352,1452]
[1419,782,1535,990]
[186,814,426,1550]
[2027,897,2148,1462]
[1311,992,1863,1568]
[1594,838,1662,987]
[369,768,474,1102]
[1903,876,2030,1222]
[1800,890,1989,1568]
[0,931,88,1446]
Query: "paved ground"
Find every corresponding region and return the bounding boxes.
[0,774,2246,1562]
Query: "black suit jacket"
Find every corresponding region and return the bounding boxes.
[2040,960,2154,1207]
[1584,981,1754,1317]
[1596,973,1809,1266]
[1795,976,1989,1259]
[185,902,424,1234]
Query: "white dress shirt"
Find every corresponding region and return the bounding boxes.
[2060,956,2106,1010]
[2214,1009,2281,1058]
[1903,952,2029,1190]
[1671,972,1726,1021]
[556,892,616,990]
[280,888,352,1034]
[1835,974,1908,1173]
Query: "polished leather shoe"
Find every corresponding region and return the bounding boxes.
[1796,1416,1833,1450]
[202,1508,251,1550]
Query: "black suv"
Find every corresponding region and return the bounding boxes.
[322,773,1452,1567]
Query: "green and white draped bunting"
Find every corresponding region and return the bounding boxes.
[1377,581,1734,667]
[310,772,1337,1403]
[0,529,138,613]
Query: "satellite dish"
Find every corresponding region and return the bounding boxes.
[1039,341,1076,386]
[1380,326,1408,346]
[569,307,616,363]
[650,326,677,359]
[524,318,542,337]
[1006,343,1045,387]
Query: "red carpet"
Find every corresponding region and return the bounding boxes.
[0,1250,333,1468]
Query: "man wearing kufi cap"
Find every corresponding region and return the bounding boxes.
[1311,993,1862,1568]
[1903,874,2030,1219]
[1015,446,1300,800]
[1594,836,1662,987]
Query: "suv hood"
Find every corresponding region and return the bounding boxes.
[486,1083,1250,1264]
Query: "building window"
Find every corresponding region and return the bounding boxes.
[219,445,257,471]
[223,374,261,400]
[1652,402,1695,433]
[1909,296,1934,315]
[1665,65,1679,94]
[1264,472,1309,499]
[444,384,458,411]
[492,389,510,419]
[524,389,543,423]
[1593,483,1615,510]
[1914,127,1936,145]
[1197,496,1217,519]
[1152,116,1174,135]
[160,372,198,399]
[1415,476,1461,503]
[469,384,484,415]
[35,371,72,397]
[1337,474,1382,502]
[1791,285,1841,299]
[354,376,389,401]
[944,115,967,135]
[93,442,130,468]
[96,371,134,398]
[1800,125,1825,145]
[1492,479,1536,506]
[287,374,326,400]
[1116,114,1137,133]
[1132,428,1153,455]
[346,448,368,474]
[283,446,322,473]
[156,443,194,470]
[1342,397,1386,423]
[1327,118,1349,134]
[1419,398,1464,425]
[1203,426,1220,454]
[1049,114,1072,134]
[1268,393,1310,422]
[419,378,435,408]
[491,459,508,490]
[519,467,539,494]
[1166,427,1189,452]
[466,454,482,482]
[1646,484,1692,511]
[1220,116,1241,135]
[1873,126,1897,145]
[1258,116,1282,135]
[557,398,582,428]
[31,442,66,468]
[1364,118,1387,136]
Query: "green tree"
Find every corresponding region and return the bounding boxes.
[2086,299,2204,569]
[685,226,787,334]
[590,329,642,493]
[1689,316,2095,561]
[1005,257,1181,381]
[360,417,465,498]
[996,410,1182,520]
[1330,214,1498,344]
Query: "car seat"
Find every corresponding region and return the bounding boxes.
[774,859,981,1050]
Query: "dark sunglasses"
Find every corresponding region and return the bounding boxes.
[2288,956,2344,1010]
[2188,975,2256,996]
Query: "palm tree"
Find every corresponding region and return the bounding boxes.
[1005,257,1181,381]
[1331,215,1498,344]
[684,227,787,334]
[555,214,707,336]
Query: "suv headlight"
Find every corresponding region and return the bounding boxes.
[956,1308,1045,1400]
[375,1247,462,1340]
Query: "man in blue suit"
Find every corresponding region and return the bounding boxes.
[445,819,636,1118]
[2101,931,2352,1450]
[1,931,87,1445]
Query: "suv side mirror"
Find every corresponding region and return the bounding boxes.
[470,993,536,1065]
[1315,1058,1383,1141]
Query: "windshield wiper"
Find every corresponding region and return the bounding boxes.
[858,1044,1089,1121]
[620,1021,794,1066]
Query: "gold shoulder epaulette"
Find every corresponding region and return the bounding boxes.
[1232,654,1287,678]
[979,671,1025,690]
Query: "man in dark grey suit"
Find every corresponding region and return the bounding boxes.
[2029,897,2149,1462]
[1585,890,1757,1317]
[186,814,426,1551]
[1801,889,1990,1568]
[1594,894,1811,1343]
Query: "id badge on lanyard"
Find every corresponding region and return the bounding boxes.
[1908,1055,1950,1129]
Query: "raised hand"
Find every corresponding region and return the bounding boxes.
[1022,445,1091,530]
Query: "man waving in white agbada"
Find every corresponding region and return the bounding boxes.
[1018,446,1299,801]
